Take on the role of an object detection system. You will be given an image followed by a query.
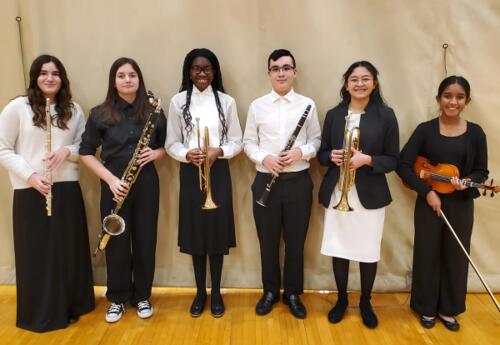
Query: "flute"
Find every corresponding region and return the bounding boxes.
[45,98,52,216]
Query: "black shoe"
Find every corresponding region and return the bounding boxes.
[68,315,79,324]
[360,301,378,329]
[256,291,279,315]
[283,294,307,319]
[438,315,460,331]
[211,293,225,318]
[190,293,206,317]
[420,315,436,329]
[327,299,348,324]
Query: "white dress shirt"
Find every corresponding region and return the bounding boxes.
[243,89,321,173]
[166,85,242,162]
[0,96,85,189]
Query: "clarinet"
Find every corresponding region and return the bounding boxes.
[256,104,312,207]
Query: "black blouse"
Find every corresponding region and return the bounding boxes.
[397,117,488,199]
[79,97,166,164]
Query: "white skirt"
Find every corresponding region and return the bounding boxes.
[320,184,385,262]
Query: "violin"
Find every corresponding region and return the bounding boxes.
[413,156,499,196]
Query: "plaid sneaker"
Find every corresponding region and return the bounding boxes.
[105,302,125,323]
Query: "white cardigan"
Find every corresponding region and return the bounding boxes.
[0,96,85,189]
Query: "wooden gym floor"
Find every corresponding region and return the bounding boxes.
[0,286,498,345]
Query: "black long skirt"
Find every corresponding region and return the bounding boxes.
[13,181,95,332]
[178,160,236,255]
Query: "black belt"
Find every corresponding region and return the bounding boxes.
[257,169,308,181]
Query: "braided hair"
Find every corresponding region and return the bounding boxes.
[179,48,228,145]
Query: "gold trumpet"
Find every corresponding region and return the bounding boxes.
[333,115,360,212]
[195,118,218,210]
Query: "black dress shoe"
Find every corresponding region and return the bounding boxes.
[420,315,436,329]
[359,302,378,329]
[327,299,348,324]
[283,294,307,319]
[190,293,206,317]
[438,315,460,331]
[68,315,80,324]
[255,291,279,315]
[211,293,225,318]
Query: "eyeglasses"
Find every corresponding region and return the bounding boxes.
[268,65,295,74]
[191,66,213,75]
[348,77,373,85]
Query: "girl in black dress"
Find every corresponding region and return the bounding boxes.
[165,48,242,317]
[0,55,94,332]
[398,76,488,331]
[80,57,166,323]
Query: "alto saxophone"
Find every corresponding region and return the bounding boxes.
[93,92,162,255]
[333,113,360,211]
[45,98,52,216]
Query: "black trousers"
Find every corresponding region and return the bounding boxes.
[411,194,473,316]
[252,170,313,296]
[101,162,159,305]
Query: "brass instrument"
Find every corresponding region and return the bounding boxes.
[195,120,218,210]
[333,114,360,212]
[45,98,52,216]
[93,92,162,255]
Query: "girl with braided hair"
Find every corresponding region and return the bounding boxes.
[166,48,242,318]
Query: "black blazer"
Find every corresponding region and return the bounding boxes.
[318,101,399,209]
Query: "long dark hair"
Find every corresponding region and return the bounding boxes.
[27,55,73,129]
[437,75,471,99]
[98,57,151,124]
[339,60,386,106]
[179,48,228,144]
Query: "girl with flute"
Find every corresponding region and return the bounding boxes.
[397,76,488,331]
[0,55,94,332]
[165,48,242,318]
[79,57,166,323]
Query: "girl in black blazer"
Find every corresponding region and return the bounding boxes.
[318,61,399,329]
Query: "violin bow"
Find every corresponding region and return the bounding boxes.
[440,210,500,312]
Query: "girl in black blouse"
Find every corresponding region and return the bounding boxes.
[398,76,488,331]
[80,57,166,323]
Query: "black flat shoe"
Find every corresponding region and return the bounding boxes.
[283,294,307,319]
[255,291,279,315]
[420,315,436,329]
[190,293,206,317]
[438,315,460,331]
[327,299,348,324]
[359,302,378,329]
[68,315,80,324]
[211,294,225,318]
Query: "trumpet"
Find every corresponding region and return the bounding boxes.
[333,114,360,212]
[44,98,52,216]
[195,118,218,210]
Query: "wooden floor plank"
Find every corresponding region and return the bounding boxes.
[0,286,498,345]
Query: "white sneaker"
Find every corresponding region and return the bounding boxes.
[136,300,153,319]
[106,302,125,323]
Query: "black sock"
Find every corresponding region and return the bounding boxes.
[192,255,207,297]
[332,257,349,302]
[359,262,377,306]
[209,254,223,298]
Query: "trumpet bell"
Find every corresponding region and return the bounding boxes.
[102,213,125,236]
